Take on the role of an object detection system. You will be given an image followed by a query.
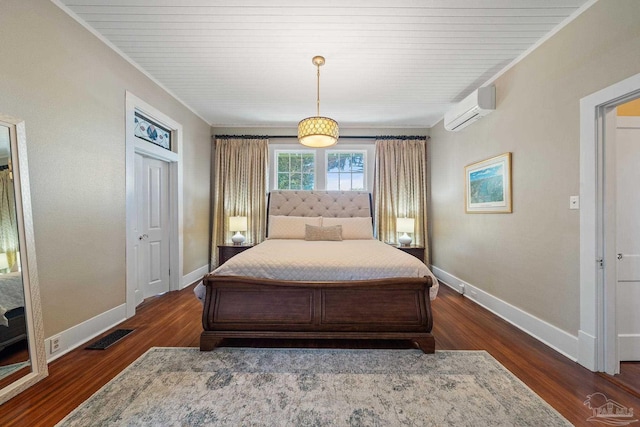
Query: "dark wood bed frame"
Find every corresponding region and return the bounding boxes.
[200,191,435,353]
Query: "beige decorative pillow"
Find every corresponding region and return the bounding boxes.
[268,215,322,239]
[321,217,374,239]
[304,224,343,241]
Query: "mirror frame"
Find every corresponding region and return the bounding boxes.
[0,114,47,404]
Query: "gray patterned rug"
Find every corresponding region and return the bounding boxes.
[57,347,570,426]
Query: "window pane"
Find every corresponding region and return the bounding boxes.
[277,153,289,172]
[302,173,314,190]
[352,153,364,172]
[327,153,339,172]
[290,154,302,172]
[339,153,351,172]
[327,172,339,190]
[278,172,290,189]
[339,174,351,190]
[290,173,301,189]
[351,173,364,190]
[302,154,314,173]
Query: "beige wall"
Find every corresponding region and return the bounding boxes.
[0,0,211,336]
[430,0,640,335]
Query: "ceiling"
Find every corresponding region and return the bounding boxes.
[57,0,590,129]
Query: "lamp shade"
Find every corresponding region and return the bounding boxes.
[229,216,248,232]
[396,218,415,234]
[298,117,339,148]
[0,253,9,271]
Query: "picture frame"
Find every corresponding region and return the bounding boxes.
[464,152,512,213]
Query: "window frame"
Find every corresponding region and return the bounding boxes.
[325,149,368,191]
[273,149,317,191]
[268,141,375,191]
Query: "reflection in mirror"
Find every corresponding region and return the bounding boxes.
[0,124,29,385]
[0,115,47,404]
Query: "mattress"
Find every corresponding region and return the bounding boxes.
[209,239,439,300]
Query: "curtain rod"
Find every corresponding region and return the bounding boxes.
[214,135,429,140]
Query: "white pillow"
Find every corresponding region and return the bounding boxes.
[321,217,374,240]
[268,215,322,239]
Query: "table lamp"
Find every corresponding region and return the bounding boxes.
[396,218,415,247]
[229,216,248,245]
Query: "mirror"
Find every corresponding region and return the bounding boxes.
[0,114,47,404]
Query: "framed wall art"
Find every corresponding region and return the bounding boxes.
[464,152,512,213]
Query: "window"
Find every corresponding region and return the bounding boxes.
[275,151,315,190]
[326,151,366,191]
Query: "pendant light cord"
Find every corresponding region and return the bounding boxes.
[316,64,321,116]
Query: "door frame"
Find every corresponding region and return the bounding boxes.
[579,72,640,373]
[125,91,183,318]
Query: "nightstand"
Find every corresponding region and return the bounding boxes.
[218,244,255,266]
[393,245,425,262]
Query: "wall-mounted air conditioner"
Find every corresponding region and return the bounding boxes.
[444,86,495,132]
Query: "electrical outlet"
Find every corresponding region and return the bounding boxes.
[50,335,61,354]
[569,195,580,210]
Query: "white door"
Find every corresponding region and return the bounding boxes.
[135,154,171,300]
[616,115,640,361]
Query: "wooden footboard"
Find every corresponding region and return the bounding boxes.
[200,275,434,353]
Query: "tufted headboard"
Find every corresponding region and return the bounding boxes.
[267,191,372,236]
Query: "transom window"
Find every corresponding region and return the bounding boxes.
[275,151,315,190]
[326,151,366,191]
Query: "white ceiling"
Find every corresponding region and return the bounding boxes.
[56,0,590,129]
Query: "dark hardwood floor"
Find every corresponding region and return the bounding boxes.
[1,282,639,426]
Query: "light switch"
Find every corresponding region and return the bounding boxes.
[570,195,580,210]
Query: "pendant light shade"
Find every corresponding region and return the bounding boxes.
[298,56,339,148]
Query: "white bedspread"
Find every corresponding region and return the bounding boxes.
[0,272,24,327]
[205,239,439,300]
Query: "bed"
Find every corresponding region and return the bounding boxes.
[0,272,26,353]
[199,191,438,353]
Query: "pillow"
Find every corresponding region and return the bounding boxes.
[305,224,343,241]
[321,217,374,239]
[268,215,322,239]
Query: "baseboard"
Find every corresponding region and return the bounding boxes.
[578,330,597,370]
[44,266,207,363]
[618,334,640,361]
[181,264,209,289]
[45,303,127,362]
[432,266,578,362]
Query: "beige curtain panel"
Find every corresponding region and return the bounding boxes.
[211,137,268,268]
[374,138,430,263]
[0,170,18,269]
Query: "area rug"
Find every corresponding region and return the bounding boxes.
[0,360,29,378]
[57,347,570,426]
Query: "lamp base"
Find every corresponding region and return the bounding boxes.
[398,233,412,247]
[231,232,246,245]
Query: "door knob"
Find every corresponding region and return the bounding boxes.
[138,234,148,241]
[617,253,623,260]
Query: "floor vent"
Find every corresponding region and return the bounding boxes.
[86,329,134,350]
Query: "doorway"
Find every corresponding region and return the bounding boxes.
[579,72,640,376]
[125,92,184,318]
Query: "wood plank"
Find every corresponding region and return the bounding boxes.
[1,282,639,425]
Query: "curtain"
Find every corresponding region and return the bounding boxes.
[210,137,268,268]
[0,169,19,270]
[373,138,430,263]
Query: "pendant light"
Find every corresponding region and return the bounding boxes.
[298,56,339,148]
